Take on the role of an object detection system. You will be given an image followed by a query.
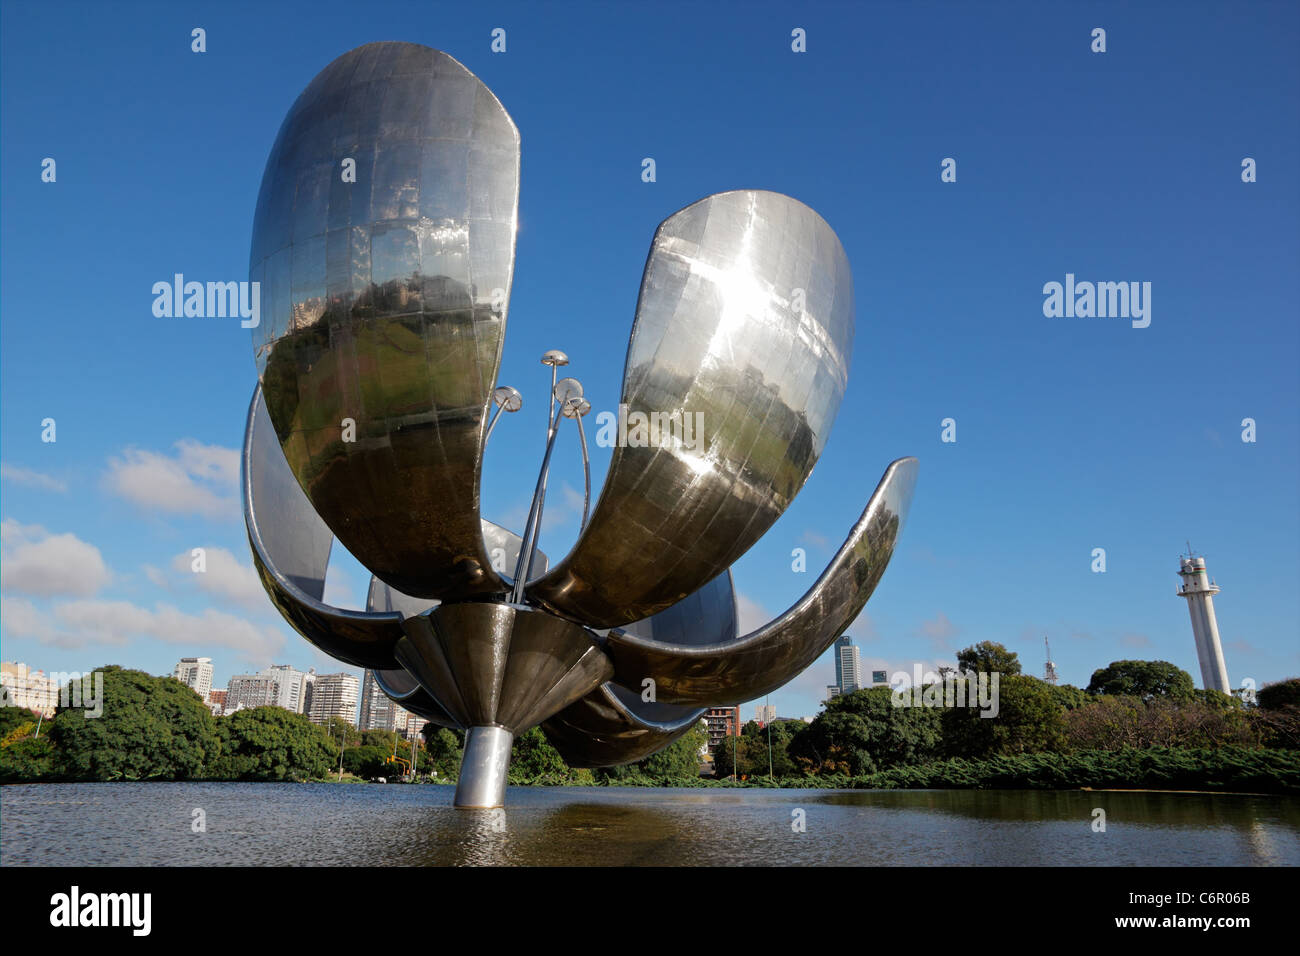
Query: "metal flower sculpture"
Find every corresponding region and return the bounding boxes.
[243,41,918,808]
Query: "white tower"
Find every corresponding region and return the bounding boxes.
[1176,551,1230,693]
[1043,637,1058,685]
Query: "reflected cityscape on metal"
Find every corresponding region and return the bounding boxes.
[243,41,918,808]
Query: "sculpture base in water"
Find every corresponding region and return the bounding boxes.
[455,725,515,809]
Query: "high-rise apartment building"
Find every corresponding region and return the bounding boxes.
[225,675,281,712]
[308,672,360,726]
[260,664,310,713]
[172,657,214,700]
[359,669,404,731]
[703,706,740,753]
[0,662,59,717]
[833,635,862,695]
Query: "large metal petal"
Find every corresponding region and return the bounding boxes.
[244,385,403,669]
[249,41,520,601]
[369,666,458,729]
[602,457,918,705]
[364,527,546,619]
[540,571,734,767]
[541,683,705,769]
[245,382,538,672]
[528,190,854,626]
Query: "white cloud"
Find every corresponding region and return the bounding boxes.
[143,565,170,589]
[42,599,285,664]
[0,519,110,597]
[169,546,267,611]
[0,596,59,644]
[103,439,239,520]
[0,463,67,493]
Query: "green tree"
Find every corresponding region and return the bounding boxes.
[595,721,709,785]
[637,720,708,784]
[360,728,400,752]
[509,726,575,784]
[942,674,1067,759]
[1258,678,1300,711]
[710,732,742,778]
[790,687,942,775]
[0,736,56,782]
[343,744,395,778]
[323,715,362,748]
[0,706,45,740]
[420,726,463,777]
[50,667,220,781]
[211,706,336,781]
[1048,684,1092,711]
[1087,660,1195,699]
[956,641,1022,676]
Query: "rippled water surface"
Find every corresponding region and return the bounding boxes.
[3,783,1297,866]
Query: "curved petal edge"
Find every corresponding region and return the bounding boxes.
[603,456,918,705]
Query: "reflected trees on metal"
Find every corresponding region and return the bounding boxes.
[243,41,917,809]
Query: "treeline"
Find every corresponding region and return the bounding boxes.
[710,643,1300,794]
[0,665,709,786]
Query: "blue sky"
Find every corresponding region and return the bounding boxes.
[2,0,1297,722]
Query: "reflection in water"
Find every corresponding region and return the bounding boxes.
[3,784,1297,867]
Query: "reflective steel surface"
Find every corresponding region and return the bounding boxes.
[541,571,734,767]
[244,385,405,669]
[249,41,520,601]
[395,603,612,732]
[529,190,855,627]
[604,457,918,705]
[243,43,917,806]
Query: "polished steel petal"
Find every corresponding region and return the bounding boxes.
[603,457,917,705]
[370,666,458,729]
[364,520,546,617]
[540,571,733,767]
[541,683,705,769]
[394,604,613,733]
[247,381,545,674]
[244,385,403,669]
[528,190,854,626]
[249,41,520,601]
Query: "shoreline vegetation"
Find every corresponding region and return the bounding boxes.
[3,648,1298,796]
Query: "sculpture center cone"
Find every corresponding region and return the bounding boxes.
[394,602,614,808]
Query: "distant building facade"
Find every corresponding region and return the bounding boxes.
[308,672,360,726]
[173,657,214,700]
[0,662,59,717]
[359,669,404,731]
[833,635,862,695]
[260,664,310,713]
[703,706,740,753]
[225,675,281,712]
[207,688,228,716]
[755,703,776,725]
